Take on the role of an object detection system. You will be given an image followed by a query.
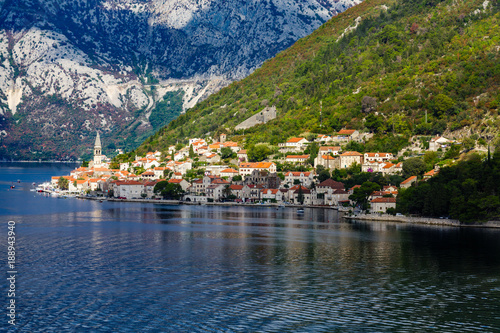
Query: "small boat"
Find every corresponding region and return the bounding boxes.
[297,208,305,214]
[17,179,21,183]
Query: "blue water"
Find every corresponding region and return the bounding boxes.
[1,163,500,332]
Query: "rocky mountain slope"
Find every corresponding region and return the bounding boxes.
[0,0,360,160]
[137,0,500,155]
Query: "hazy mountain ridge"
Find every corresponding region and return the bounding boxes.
[0,0,360,160]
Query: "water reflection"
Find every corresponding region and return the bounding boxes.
[3,192,500,331]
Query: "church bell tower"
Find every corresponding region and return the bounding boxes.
[93,131,102,167]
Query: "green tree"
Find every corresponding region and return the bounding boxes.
[58,177,69,190]
[349,181,381,211]
[154,181,184,199]
[81,159,89,167]
[433,94,455,117]
[297,186,304,205]
[318,170,330,182]
[189,145,196,158]
[223,185,232,198]
[221,147,234,159]
[402,157,426,178]
[247,144,271,162]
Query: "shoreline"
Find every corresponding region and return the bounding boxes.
[345,213,500,229]
[75,196,500,229]
[76,195,344,210]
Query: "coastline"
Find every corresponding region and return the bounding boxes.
[345,213,500,229]
[76,195,343,210]
[75,196,500,229]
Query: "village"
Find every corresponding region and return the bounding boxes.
[45,130,455,214]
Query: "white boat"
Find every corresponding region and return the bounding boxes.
[297,209,305,214]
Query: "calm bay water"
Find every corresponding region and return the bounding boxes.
[1,163,500,332]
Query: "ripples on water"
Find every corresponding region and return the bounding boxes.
[1,164,500,332]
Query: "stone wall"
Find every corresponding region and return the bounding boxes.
[235,106,277,130]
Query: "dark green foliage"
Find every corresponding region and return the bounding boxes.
[153,181,184,199]
[397,152,500,223]
[247,144,271,162]
[349,181,381,211]
[318,170,331,182]
[402,157,427,178]
[134,0,500,159]
[58,177,69,190]
[149,90,184,131]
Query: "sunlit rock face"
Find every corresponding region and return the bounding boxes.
[0,0,360,159]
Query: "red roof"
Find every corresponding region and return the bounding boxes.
[340,151,363,156]
[287,137,305,143]
[168,179,185,183]
[230,185,243,190]
[401,176,417,184]
[318,179,345,190]
[285,171,311,177]
[286,155,310,159]
[338,129,356,135]
[371,197,396,203]
[221,168,239,173]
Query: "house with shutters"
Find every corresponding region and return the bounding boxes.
[283,171,314,187]
[339,151,364,169]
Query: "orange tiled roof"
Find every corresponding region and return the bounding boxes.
[239,162,274,169]
[221,168,239,173]
[340,151,363,156]
[338,129,356,135]
[286,155,310,159]
[287,137,305,143]
[401,176,417,184]
[371,197,396,203]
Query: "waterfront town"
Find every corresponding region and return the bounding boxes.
[43,130,452,214]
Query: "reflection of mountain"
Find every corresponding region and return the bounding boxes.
[0,0,360,160]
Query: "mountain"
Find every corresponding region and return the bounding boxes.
[136,0,500,155]
[0,0,360,160]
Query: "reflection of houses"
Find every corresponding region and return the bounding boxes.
[370,197,396,213]
[339,151,363,169]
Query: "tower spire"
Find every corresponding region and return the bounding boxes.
[95,131,101,148]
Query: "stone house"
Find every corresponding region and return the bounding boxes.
[339,151,364,169]
[370,197,397,213]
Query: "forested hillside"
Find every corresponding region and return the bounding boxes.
[137,0,500,154]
